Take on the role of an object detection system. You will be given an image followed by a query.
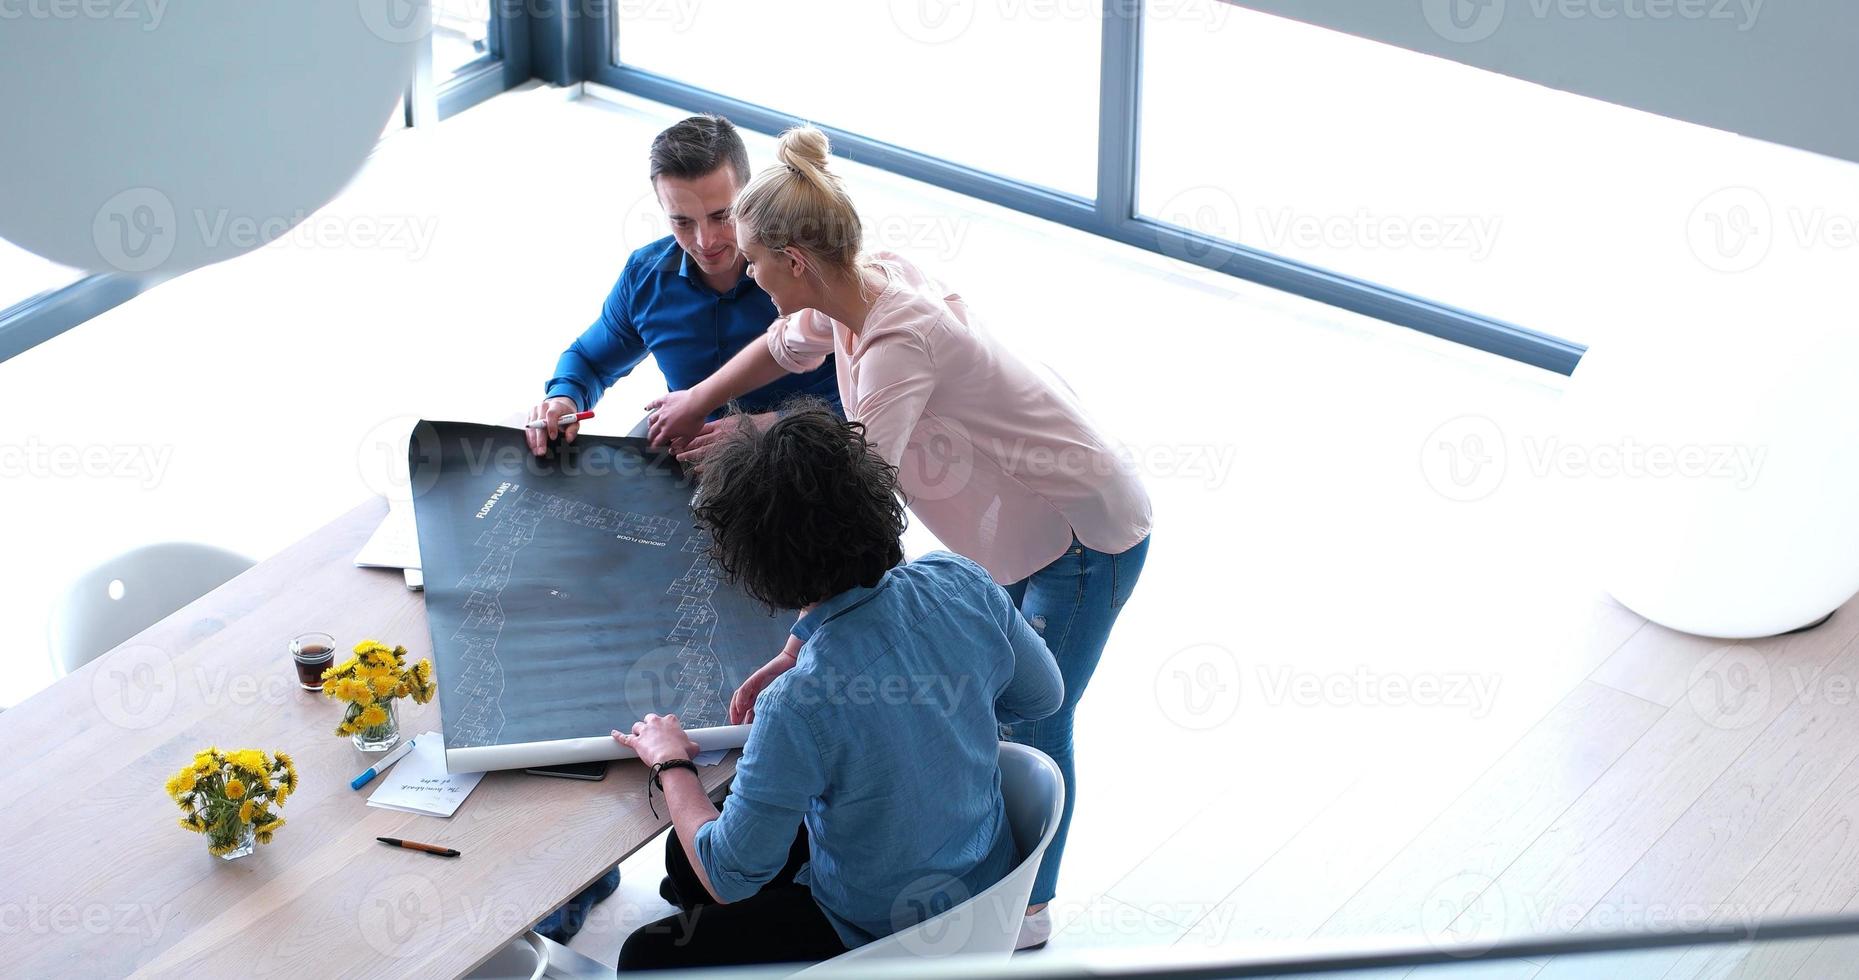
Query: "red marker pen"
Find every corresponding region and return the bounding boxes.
[526,410,594,430]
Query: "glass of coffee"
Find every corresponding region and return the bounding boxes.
[291,632,337,691]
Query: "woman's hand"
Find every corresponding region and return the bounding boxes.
[644,389,711,449]
[729,649,797,725]
[613,713,700,767]
[678,412,775,469]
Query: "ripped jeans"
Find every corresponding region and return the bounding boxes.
[1002,533,1150,906]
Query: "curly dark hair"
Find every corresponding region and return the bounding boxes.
[691,401,907,612]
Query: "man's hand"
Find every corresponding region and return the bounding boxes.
[677,412,776,468]
[729,647,798,725]
[644,389,711,449]
[613,713,700,767]
[527,396,583,456]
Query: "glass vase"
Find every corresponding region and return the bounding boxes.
[211,819,256,861]
[351,699,401,752]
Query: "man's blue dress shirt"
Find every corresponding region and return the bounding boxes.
[545,236,842,415]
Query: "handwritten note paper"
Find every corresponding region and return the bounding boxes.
[366,731,484,818]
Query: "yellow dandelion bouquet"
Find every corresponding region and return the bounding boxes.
[322,640,435,750]
[167,747,296,860]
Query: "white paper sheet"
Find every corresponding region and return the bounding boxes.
[367,731,484,817]
[355,502,422,570]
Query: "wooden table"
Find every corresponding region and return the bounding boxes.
[0,498,736,978]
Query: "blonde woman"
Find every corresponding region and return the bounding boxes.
[647,127,1151,947]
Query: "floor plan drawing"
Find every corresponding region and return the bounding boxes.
[408,421,793,767]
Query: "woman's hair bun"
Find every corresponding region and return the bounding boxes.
[776,126,832,181]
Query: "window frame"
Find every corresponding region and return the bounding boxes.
[584,1,1584,374]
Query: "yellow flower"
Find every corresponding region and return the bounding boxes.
[225,778,246,800]
[231,749,268,774]
[256,817,285,835]
[368,675,399,697]
[178,816,204,833]
[237,799,255,824]
[358,704,388,728]
[164,769,198,799]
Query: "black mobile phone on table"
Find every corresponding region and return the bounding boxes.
[524,760,609,781]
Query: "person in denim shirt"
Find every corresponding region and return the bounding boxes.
[613,404,1062,971]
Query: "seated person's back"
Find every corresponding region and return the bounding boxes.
[615,402,1061,970]
[722,548,1058,944]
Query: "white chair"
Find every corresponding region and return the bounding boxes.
[464,931,549,980]
[47,542,254,677]
[805,743,1065,972]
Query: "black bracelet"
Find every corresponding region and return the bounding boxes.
[646,758,698,818]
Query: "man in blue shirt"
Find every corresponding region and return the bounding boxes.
[526,115,840,456]
[613,403,1062,971]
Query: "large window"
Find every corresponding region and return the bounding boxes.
[1138,2,1859,351]
[0,240,81,314]
[615,0,1102,198]
[598,1,1859,371]
[434,0,499,83]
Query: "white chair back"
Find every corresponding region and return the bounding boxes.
[48,542,254,677]
[804,742,1065,972]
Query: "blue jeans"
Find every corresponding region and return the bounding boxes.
[1003,533,1149,906]
[536,866,620,945]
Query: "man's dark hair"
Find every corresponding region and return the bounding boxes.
[692,401,907,612]
[649,114,751,187]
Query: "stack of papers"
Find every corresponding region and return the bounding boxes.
[355,502,421,571]
[366,731,485,818]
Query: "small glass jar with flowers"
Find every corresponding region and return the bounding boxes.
[322,640,435,750]
[166,747,297,860]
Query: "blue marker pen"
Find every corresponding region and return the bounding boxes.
[351,738,417,790]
